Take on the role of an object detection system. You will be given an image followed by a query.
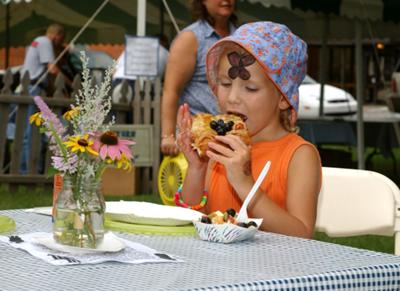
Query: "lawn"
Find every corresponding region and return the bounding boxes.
[0,184,161,210]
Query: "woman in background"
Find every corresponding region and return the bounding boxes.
[160,0,237,155]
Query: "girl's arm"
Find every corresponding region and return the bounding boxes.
[237,144,321,238]
[161,31,197,155]
[176,104,210,207]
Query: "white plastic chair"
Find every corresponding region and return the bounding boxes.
[315,167,400,255]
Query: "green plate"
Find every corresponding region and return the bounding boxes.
[0,216,16,233]
[105,218,196,236]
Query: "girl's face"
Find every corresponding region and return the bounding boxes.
[216,49,290,141]
[202,0,235,18]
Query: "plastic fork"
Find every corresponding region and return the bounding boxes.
[236,160,271,223]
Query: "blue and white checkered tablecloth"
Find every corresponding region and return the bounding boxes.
[1,209,400,291]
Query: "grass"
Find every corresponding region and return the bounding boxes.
[0,145,398,255]
[0,184,161,210]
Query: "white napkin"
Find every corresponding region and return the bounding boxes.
[0,232,182,266]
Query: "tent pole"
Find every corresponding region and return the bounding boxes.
[5,3,10,68]
[137,0,146,36]
[318,15,329,117]
[355,19,365,169]
[159,0,164,36]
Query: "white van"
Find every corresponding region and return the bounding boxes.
[298,75,357,118]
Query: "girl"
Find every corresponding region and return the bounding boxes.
[176,21,321,238]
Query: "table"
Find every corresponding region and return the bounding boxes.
[1,209,400,290]
[298,105,400,152]
[298,105,400,174]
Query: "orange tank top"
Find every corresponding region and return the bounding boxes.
[208,133,316,213]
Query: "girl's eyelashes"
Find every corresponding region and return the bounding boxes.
[245,86,259,92]
[218,77,232,87]
[221,82,232,88]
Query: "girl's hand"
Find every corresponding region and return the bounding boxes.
[206,135,252,188]
[176,104,208,167]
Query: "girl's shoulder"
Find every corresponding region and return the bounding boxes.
[252,133,308,149]
[251,133,319,166]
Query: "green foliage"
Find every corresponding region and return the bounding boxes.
[0,184,161,210]
[0,185,53,210]
[314,232,394,255]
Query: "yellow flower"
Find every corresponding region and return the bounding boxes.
[64,134,98,156]
[29,112,43,126]
[116,154,132,171]
[63,107,79,120]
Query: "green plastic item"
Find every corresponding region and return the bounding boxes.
[105,218,196,236]
[0,216,16,233]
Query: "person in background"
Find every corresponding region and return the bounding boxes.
[52,42,81,96]
[18,23,65,174]
[160,0,237,155]
[21,23,65,96]
[176,22,322,238]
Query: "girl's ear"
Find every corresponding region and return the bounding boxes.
[278,95,290,110]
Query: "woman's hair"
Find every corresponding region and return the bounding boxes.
[190,0,237,26]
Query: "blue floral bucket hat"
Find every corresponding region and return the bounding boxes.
[206,21,308,126]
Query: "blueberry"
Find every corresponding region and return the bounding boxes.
[228,121,234,127]
[217,119,224,125]
[237,222,248,228]
[210,120,218,130]
[217,129,226,136]
[201,216,212,224]
[226,208,236,217]
[247,221,258,228]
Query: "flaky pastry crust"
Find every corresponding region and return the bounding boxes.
[191,113,250,157]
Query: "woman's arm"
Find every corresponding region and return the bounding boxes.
[161,31,198,155]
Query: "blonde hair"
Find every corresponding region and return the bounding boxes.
[280,109,298,133]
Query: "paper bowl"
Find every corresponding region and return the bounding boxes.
[192,218,263,244]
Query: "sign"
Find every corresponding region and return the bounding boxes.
[111,124,153,167]
[125,36,159,77]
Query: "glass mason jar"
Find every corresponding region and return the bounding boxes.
[53,174,106,248]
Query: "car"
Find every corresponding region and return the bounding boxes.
[298,75,357,118]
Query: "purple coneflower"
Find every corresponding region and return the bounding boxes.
[93,131,135,161]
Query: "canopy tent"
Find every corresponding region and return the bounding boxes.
[3,0,400,47]
[0,0,174,46]
[2,0,400,169]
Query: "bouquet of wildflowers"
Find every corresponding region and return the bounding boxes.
[30,52,134,248]
[30,52,134,178]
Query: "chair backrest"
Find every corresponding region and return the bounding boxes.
[315,167,400,254]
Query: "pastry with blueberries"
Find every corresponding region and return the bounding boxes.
[191,113,250,157]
